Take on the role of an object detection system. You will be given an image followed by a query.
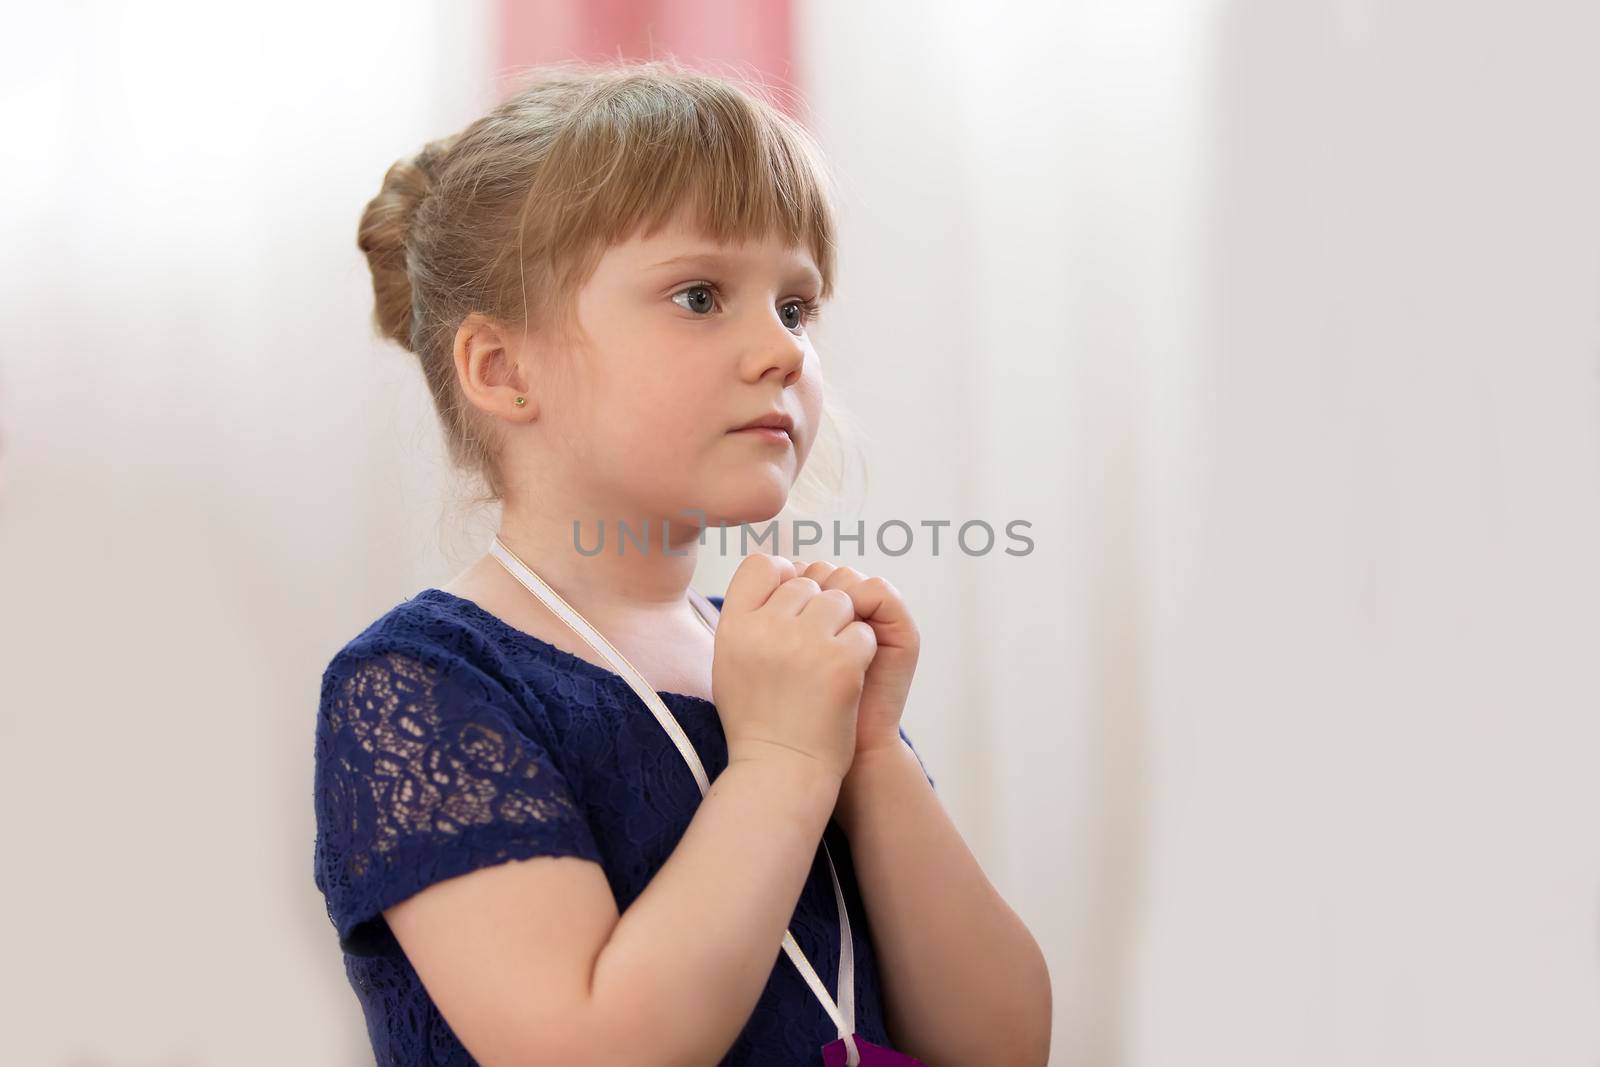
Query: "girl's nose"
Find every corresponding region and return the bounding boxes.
[741,327,806,386]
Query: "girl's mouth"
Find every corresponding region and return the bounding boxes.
[730,427,792,444]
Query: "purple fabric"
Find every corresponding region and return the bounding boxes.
[822,1034,930,1065]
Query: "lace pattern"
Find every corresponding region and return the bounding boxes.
[314,638,602,955]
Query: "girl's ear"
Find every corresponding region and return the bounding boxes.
[453,312,538,420]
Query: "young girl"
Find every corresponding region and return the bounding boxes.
[313,59,1052,1067]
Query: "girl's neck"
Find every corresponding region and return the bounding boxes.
[492,497,706,622]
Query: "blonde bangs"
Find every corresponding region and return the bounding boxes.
[505,62,839,336]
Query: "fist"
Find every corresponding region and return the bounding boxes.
[785,559,921,759]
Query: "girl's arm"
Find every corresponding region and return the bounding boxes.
[388,749,843,1067]
[591,749,845,1062]
[837,738,1054,1067]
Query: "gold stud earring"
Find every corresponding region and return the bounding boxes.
[514,396,526,407]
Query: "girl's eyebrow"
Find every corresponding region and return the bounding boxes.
[647,250,822,290]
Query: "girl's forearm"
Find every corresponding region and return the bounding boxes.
[837,739,1053,1067]
[588,751,842,1066]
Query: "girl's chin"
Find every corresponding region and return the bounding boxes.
[707,500,788,527]
[701,484,791,527]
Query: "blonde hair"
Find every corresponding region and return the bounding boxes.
[356,57,863,519]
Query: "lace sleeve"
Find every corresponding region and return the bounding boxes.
[899,724,936,790]
[312,640,603,955]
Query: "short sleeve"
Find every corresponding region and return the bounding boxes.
[898,724,935,791]
[312,640,603,955]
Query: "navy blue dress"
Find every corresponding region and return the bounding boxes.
[311,587,935,1066]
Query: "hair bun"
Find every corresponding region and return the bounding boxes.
[356,137,453,351]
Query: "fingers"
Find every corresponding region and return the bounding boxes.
[797,586,859,635]
[744,556,911,634]
[723,552,798,614]
[789,559,847,593]
[837,575,911,630]
[750,557,864,636]
[768,573,823,615]
[787,562,906,629]
[837,619,879,666]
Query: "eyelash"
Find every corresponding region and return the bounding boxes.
[671,282,823,331]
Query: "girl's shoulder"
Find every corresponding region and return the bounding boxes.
[318,587,643,728]
[316,588,570,736]
[318,586,730,731]
[323,587,503,680]
[330,585,627,669]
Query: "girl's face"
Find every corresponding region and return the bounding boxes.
[529,207,825,531]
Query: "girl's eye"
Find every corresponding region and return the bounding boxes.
[672,284,718,316]
[780,297,824,332]
[670,283,823,334]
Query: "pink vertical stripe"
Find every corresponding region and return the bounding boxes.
[497,0,800,117]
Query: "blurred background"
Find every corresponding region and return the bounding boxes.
[4,0,1599,1064]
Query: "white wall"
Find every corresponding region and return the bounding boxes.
[1129,3,1600,1062]
[801,0,1600,1063]
[0,2,496,1062]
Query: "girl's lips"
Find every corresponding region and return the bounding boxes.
[731,426,792,444]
